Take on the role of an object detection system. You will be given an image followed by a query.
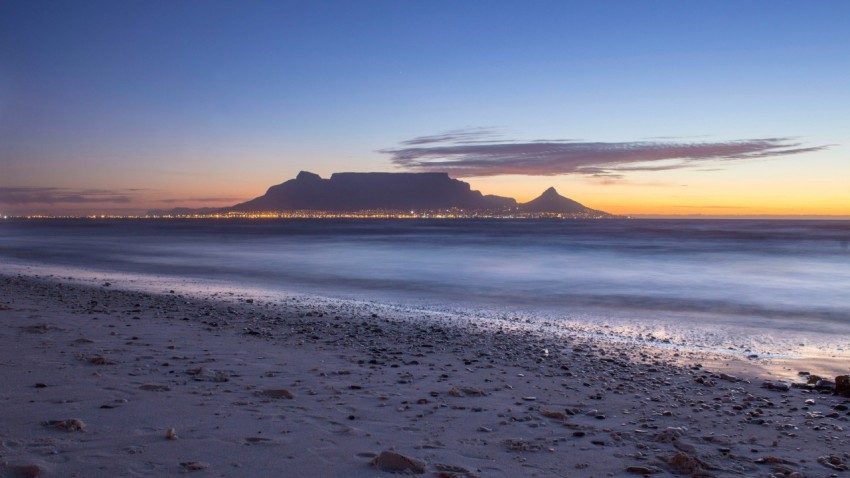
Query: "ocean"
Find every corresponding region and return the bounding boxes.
[2,218,849,357]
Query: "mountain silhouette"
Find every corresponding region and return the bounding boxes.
[150,171,612,217]
[227,171,517,212]
[518,186,610,216]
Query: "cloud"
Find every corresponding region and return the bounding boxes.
[399,127,503,146]
[0,187,131,205]
[157,197,238,204]
[381,129,831,177]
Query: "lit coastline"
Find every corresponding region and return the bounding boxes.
[10,209,620,220]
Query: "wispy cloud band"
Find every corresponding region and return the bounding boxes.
[0,187,131,205]
[382,130,829,177]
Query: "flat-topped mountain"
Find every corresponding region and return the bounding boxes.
[150,171,612,216]
[519,187,611,217]
[227,171,517,212]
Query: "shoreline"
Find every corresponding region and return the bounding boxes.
[1,272,849,477]
[3,261,848,381]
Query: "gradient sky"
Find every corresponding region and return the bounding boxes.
[1,1,848,216]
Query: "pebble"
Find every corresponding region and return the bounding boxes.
[626,465,658,474]
[257,388,294,399]
[42,418,85,432]
[180,461,209,472]
[370,450,425,474]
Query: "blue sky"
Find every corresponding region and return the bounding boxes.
[1,1,848,215]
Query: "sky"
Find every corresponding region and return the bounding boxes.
[1,0,849,216]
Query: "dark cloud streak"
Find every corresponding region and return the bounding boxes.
[157,197,238,204]
[382,130,830,177]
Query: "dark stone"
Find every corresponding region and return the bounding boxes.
[835,375,850,397]
[370,450,425,474]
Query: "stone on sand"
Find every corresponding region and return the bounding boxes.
[0,464,41,478]
[835,375,850,397]
[258,388,294,399]
[42,418,85,432]
[370,450,426,474]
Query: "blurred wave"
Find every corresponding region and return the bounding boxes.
[1,218,848,324]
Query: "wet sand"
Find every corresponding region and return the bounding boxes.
[1,273,848,477]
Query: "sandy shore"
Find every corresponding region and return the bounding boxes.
[1,273,848,477]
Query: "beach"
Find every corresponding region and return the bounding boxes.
[5,1,849,475]
[1,272,848,478]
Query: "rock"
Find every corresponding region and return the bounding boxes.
[762,381,790,392]
[245,436,273,444]
[186,367,229,382]
[448,387,486,397]
[818,455,849,471]
[370,451,425,474]
[180,461,209,471]
[258,389,294,399]
[433,463,478,478]
[667,452,707,475]
[139,384,170,392]
[835,375,850,397]
[89,356,115,365]
[673,440,696,454]
[626,465,659,474]
[165,428,178,440]
[654,427,685,443]
[20,324,58,334]
[0,464,42,477]
[755,456,795,465]
[503,439,543,452]
[42,418,85,432]
[540,410,567,420]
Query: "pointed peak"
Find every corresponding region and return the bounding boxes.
[296,171,322,181]
[541,186,560,196]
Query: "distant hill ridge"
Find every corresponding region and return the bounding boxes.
[150,171,612,217]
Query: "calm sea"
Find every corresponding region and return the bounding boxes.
[1,218,849,338]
